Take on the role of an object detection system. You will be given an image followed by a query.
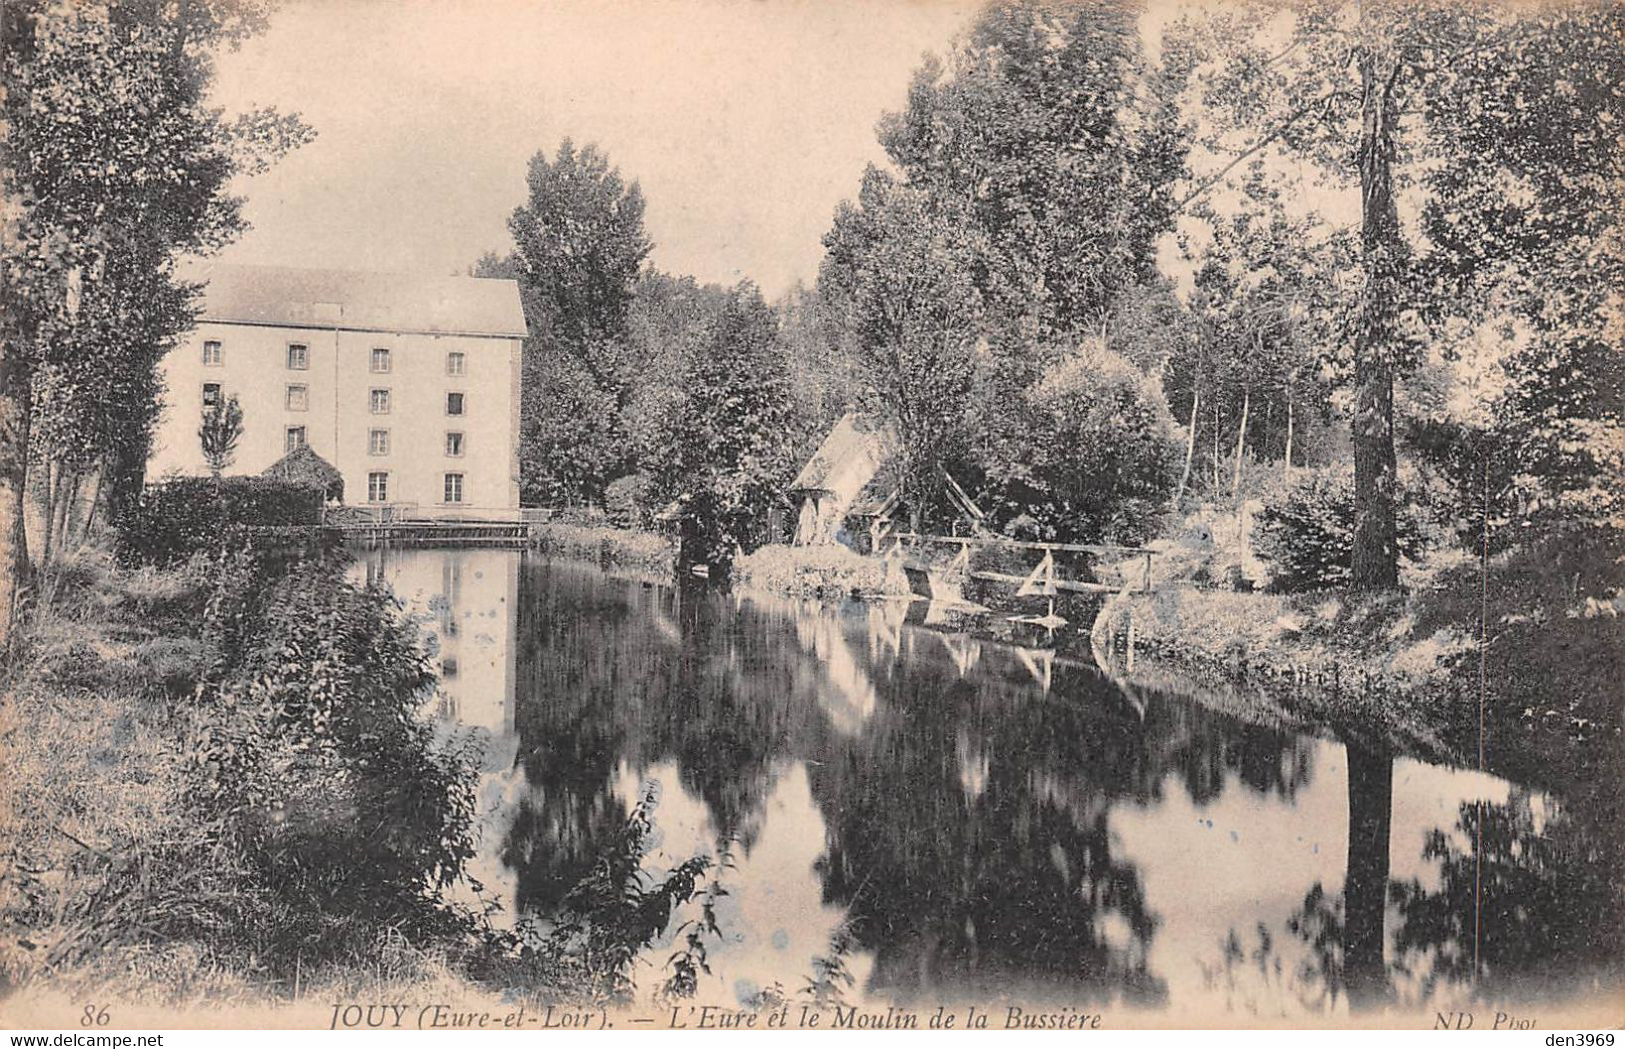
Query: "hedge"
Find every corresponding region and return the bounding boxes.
[118,476,324,567]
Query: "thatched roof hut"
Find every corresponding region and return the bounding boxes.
[789,413,898,546]
[261,444,344,502]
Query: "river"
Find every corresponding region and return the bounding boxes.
[351,545,1619,1022]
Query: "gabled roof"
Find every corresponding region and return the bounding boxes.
[790,413,897,493]
[262,444,344,500]
[184,262,528,339]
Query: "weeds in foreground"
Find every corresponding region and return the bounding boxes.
[465,782,718,1005]
[1,545,727,1011]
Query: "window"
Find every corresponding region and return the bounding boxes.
[443,472,464,504]
[444,432,464,457]
[446,351,466,376]
[367,471,389,503]
[441,657,459,679]
[202,341,223,366]
[285,384,309,412]
[286,343,309,370]
[370,388,390,414]
[202,382,222,408]
[370,347,391,373]
[445,392,465,416]
[285,426,306,453]
[368,428,390,456]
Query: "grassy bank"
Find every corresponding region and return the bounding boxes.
[0,545,717,1023]
[527,522,676,576]
[1092,527,1624,795]
[735,543,911,599]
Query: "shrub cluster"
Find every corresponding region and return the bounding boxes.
[117,477,323,566]
[1254,466,1432,592]
[603,473,655,530]
[976,348,1182,545]
[184,548,480,961]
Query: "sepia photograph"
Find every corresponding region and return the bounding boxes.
[0,0,1620,1036]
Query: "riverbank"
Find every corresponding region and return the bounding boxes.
[735,543,911,599]
[527,522,676,576]
[0,545,714,1018]
[1092,527,1624,797]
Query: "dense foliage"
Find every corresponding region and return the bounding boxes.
[188,551,479,955]
[478,140,653,506]
[642,285,797,571]
[812,0,1192,532]
[116,477,323,567]
[1253,467,1431,593]
[1,0,310,641]
[1171,0,1624,586]
[985,349,1183,545]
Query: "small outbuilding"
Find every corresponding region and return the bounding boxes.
[789,413,899,547]
[261,444,345,503]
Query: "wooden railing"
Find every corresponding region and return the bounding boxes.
[887,532,1156,594]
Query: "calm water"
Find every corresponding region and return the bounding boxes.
[353,546,1619,1020]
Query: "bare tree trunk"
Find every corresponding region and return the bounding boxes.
[39,461,57,570]
[1174,387,1200,503]
[55,466,81,555]
[1284,390,1295,483]
[1231,387,1251,499]
[1211,402,1221,494]
[1351,48,1404,590]
[0,362,32,650]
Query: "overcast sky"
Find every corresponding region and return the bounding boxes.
[207,0,982,298]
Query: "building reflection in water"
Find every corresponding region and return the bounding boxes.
[355,546,524,911]
[356,548,1617,1018]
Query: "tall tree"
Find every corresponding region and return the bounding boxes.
[1406,2,1624,535]
[486,140,653,505]
[818,0,1192,531]
[1178,0,1620,586]
[819,172,984,523]
[1,0,309,644]
[877,0,1190,342]
[646,284,796,573]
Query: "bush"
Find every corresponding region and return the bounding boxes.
[603,473,654,529]
[117,476,323,566]
[735,542,907,597]
[187,551,479,960]
[976,348,1182,545]
[1254,466,1431,592]
[529,523,676,575]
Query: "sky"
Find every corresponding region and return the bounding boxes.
[207,0,983,299]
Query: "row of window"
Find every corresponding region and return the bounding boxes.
[201,383,465,417]
[365,472,464,505]
[282,427,465,458]
[202,340,468,376]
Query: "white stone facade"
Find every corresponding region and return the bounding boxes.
[149,264,526,518]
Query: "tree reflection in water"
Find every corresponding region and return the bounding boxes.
[369,552,1616,1012]
[494,561,1343,1005]
[1390,787,1624,999]
[1215,749,1622,1015]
